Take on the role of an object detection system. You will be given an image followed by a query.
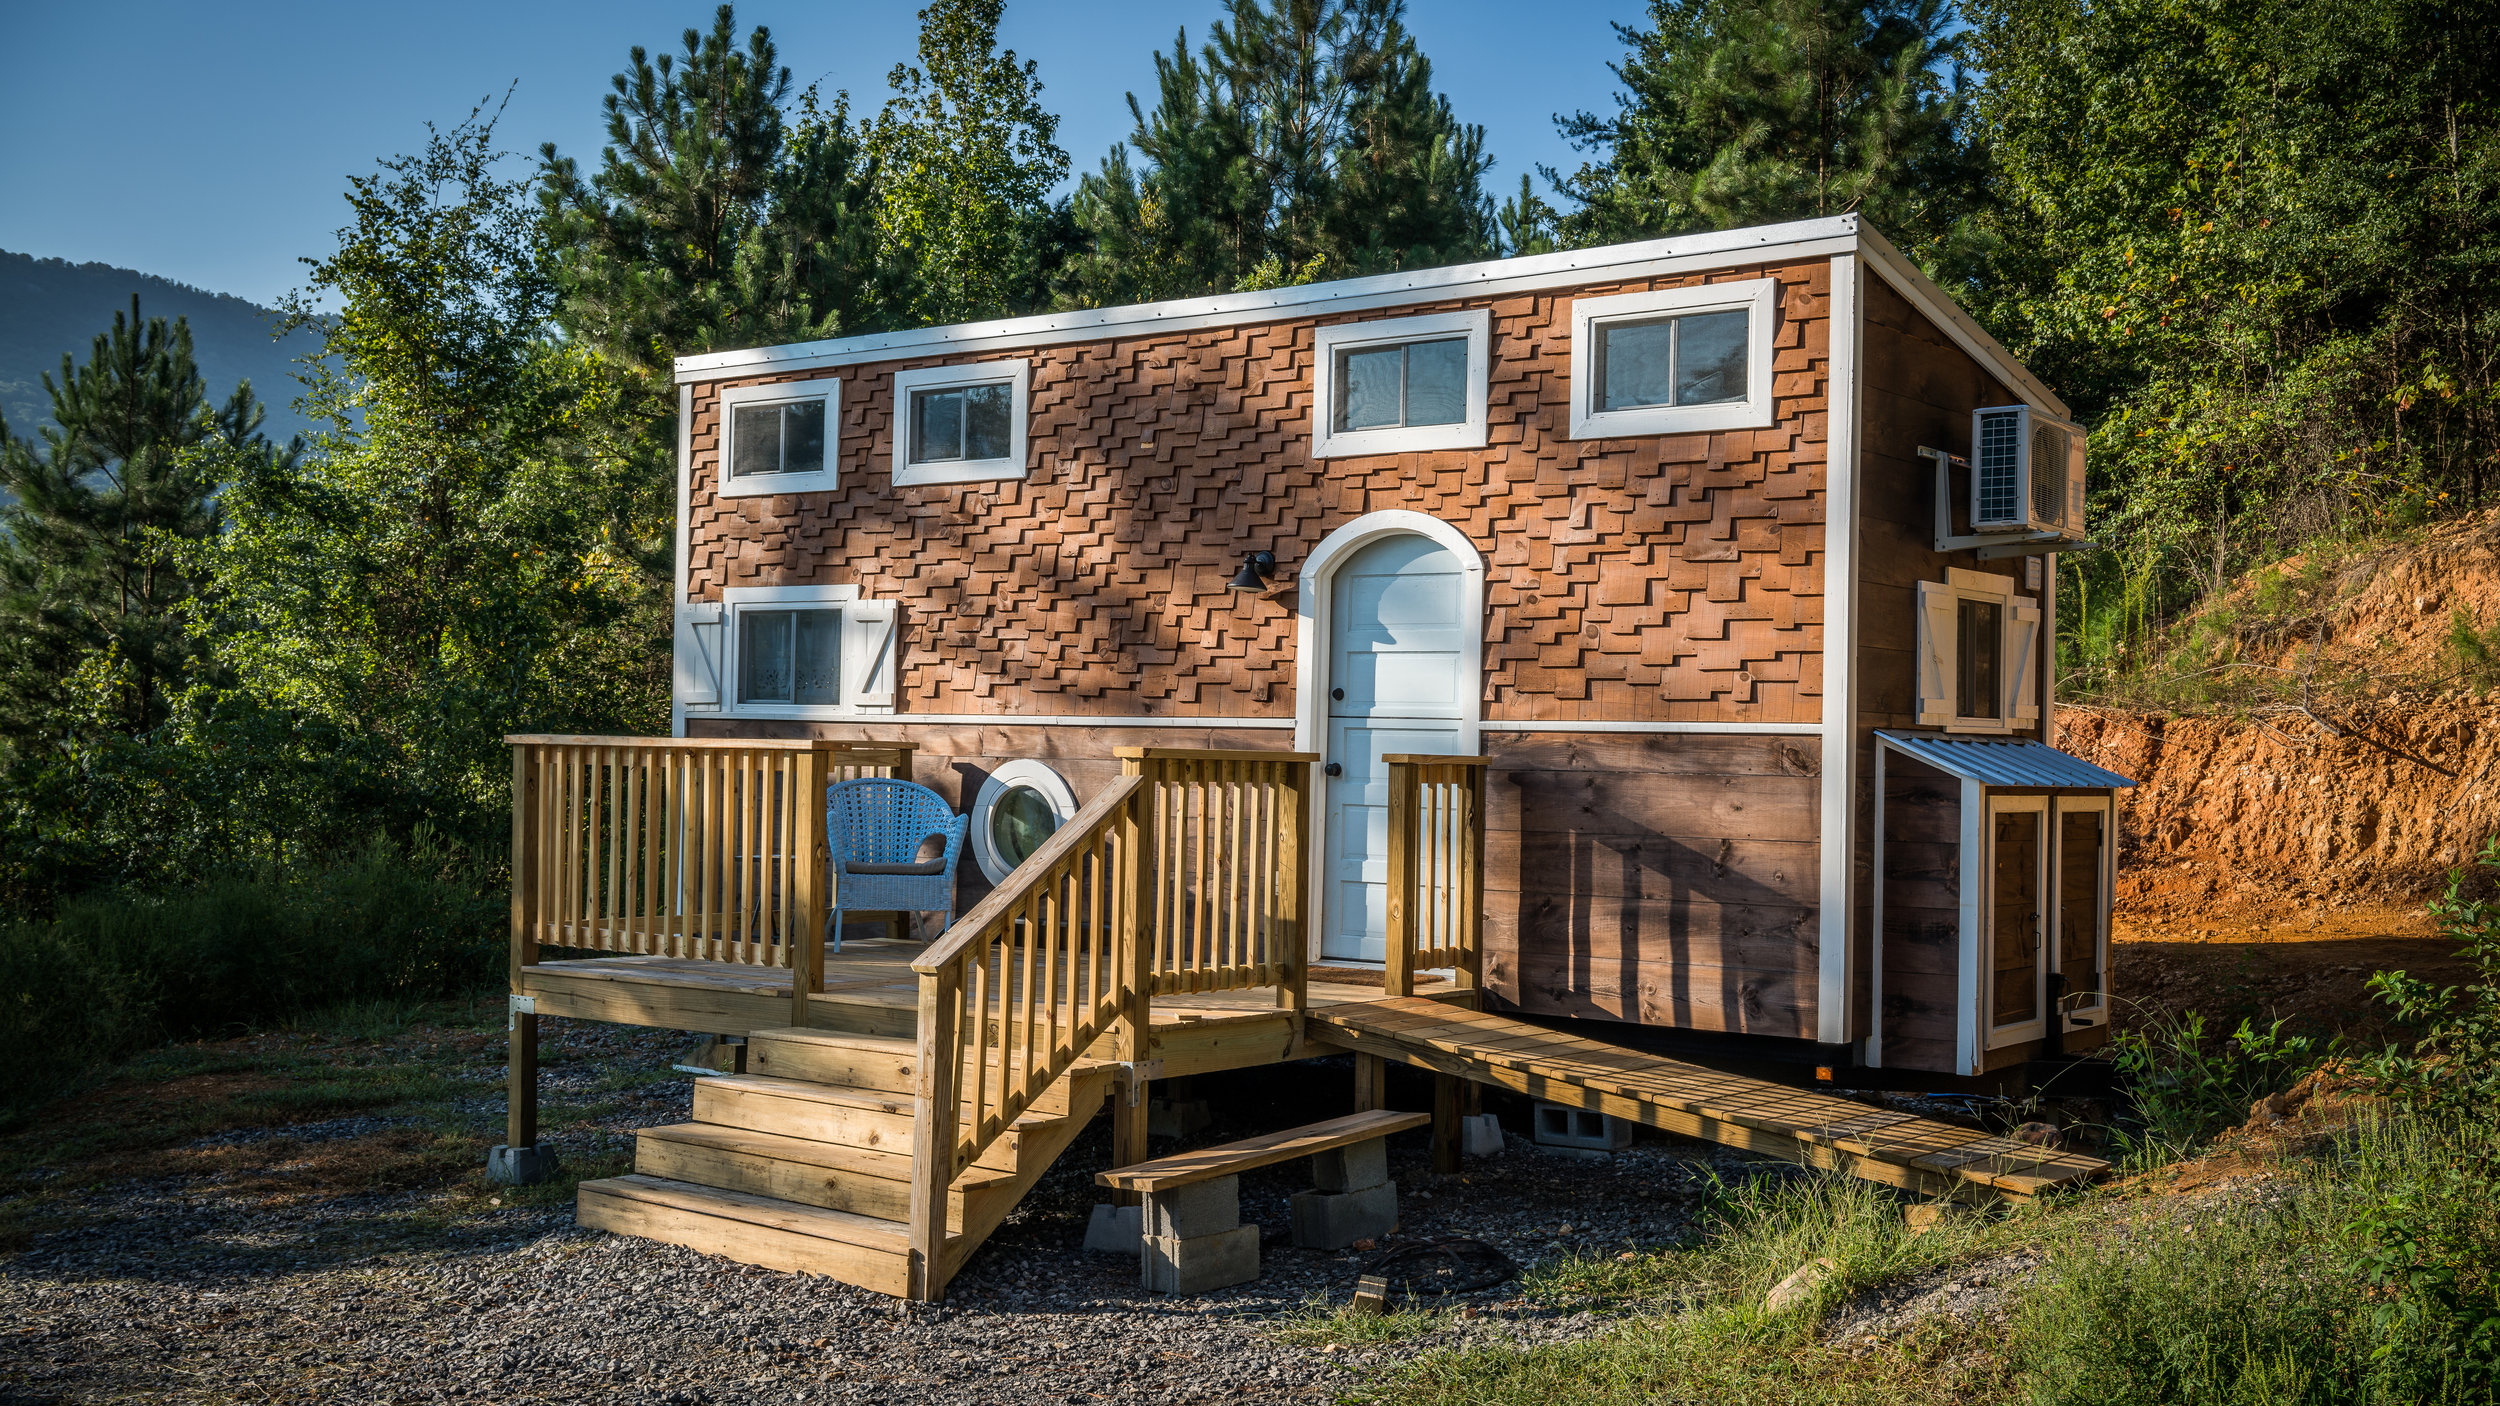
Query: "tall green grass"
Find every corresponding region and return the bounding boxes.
[0,833,501,1121]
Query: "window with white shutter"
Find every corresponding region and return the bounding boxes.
[1914,569,2039,734]
[678,586,900,720]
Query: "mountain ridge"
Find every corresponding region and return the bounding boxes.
[0,248,321,444]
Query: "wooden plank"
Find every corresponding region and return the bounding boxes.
[1483,833,1820,903]
[1483,732,1817,777]
[577,1175,915,1296]
[1488,770,1819,842]
[1095,1110,1431,1193]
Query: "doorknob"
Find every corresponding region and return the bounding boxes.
[1324,762,1342,777]
[1331,687,1344,701]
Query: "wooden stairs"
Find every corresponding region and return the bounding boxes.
[576,1027,1112,1297]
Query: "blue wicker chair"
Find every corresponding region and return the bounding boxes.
[824,778,968,951]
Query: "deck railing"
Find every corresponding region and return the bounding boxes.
[1383,754,1488,998]
[905,747,1315,1297]
[1118,748,1314,998]
[507,735,914,1024]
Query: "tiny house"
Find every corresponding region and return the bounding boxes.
[663,214,2129,1083]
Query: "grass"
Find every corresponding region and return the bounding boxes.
[0,995,646,1258]
[1327,1116,2500,1406]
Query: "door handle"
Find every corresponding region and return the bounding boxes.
[1324,762,1342,777]
[1331,687,1344,701]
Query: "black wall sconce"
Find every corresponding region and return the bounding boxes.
[1227,550,1278,592]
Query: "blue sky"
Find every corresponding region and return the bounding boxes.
[0,1,1648,308]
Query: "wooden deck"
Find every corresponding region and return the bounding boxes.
[519,938,1468,1077]
[1311,998,2109,1200]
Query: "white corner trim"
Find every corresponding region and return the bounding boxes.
[1567,278,1779,439]
[1311,308,1491,458]
[675,219,1863,384]
[1955,775,1985,1076]
[1817,252,1864,1047]
[672,382,694,740]
[890,359,1031,487]
[1867,743,1888,1068]
[716,376,841,498]
[1855,224,2072,420]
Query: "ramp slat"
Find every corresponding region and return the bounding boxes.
[1311,998,2108,1200]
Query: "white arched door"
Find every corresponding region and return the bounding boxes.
[1321,533,1469,963]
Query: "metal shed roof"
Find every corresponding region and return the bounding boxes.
[1875,732,2136,789]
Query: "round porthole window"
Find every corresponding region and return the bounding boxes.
[969,759,1079,883]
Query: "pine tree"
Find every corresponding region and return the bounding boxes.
[1060,0,1496,307]
[0,298,281,740]
[866,0,1071,325]
[1554,0,1985,274]
[538,4,891,522]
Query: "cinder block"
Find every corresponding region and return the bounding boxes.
[486,1144,557,1185]
[1141,1224,1261,1294]
[1082,1203,1141,1253]
[1533,1102,1632,1152]
[1461,1113,1505,1158]
[1143,1175,1241,1240]
[1289,1182,1399,1250]
[1148,1097,1212,1138]
[1310,1137,1388,1193]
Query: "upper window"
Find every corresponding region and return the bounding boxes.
[1312,310,1490,458]
[892,360,1030,486]
[1916,570,2041,734]
[718,377,840,498]
[1568,279,1778,439]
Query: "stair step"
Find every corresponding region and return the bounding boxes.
[692,1074,1071,1173]
[577,1175,936,1296]
[747,1028,1099,1117]
[634,1124,1011,1227]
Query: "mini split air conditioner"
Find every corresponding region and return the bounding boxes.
[1970,404,2087,539]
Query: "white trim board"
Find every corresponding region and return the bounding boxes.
[1481,721,1822,736]
[671,382,694,739]
[1817,251,1864,1047]
[676,221,1862,384]
[690,713,1301,730]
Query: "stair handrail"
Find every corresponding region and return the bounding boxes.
[1383,754,1489,999]
[905,772,1147,1299]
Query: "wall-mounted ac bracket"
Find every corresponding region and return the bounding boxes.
[1920,446,2097,559]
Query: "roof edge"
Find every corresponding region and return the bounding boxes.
[1876,730,2136,789]
[673,215,1863,384]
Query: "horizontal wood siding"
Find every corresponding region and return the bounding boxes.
[1480,732,1821,1039]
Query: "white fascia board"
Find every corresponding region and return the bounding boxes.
[673,217,1864,385]
[1853,224,2072,421]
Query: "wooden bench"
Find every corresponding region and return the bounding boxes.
[1095,1110,1429,1293]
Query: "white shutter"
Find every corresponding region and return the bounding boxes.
[843,600,897,711]
[1916,580,1957,726]
[674,602,725,710]
[2007,596,2043,722]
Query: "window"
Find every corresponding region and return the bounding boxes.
[1916,570,2040,734]
[969,759,1078,883]
[675,585,897,719]
[718,377,840,497]
[1568,279,1777,439]
[1312,310,1490,457]
[892,361,1030,486]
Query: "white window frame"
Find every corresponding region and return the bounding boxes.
[1915,568,2041,735]
[1311,309,1491,458]
[1567,278,1778,439]
[891,359,1030,487]
[704,584,898,720]
[717,377,841,498]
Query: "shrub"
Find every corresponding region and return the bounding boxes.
[0,832,501,1121]
[2109,1011,2332,1166]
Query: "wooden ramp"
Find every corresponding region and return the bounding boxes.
[1311,998,2109,1201]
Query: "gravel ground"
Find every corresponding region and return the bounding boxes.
[1,1020,1809,1406]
